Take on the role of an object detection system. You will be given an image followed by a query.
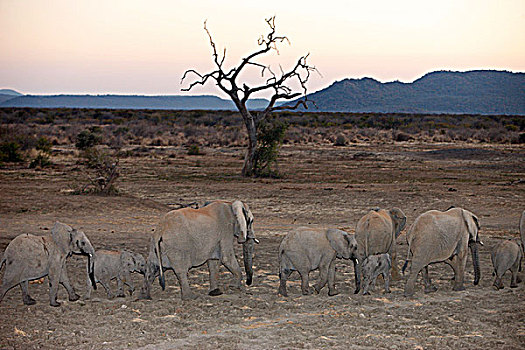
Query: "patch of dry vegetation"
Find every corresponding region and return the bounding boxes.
[1,108,523,157]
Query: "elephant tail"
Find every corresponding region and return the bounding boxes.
[155,237,165,291]
[363,218,371,257]
[401,240,412,275]
[0,253,5,272]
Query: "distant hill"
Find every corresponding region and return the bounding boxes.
[0,89,23,96]
[297,70,525,115]
[0,94,269,111]
[0,89,24,104]
[2,70,523,114]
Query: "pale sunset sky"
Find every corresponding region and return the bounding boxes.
[1,0,524,98]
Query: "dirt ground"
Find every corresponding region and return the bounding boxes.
[0,141,524,349]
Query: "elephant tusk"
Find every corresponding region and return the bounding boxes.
[253,238,260,244]
[478,240,484,246]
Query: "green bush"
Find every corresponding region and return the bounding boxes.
[253,118,288,178]
[76,128,102,150]
[0,142,23,162]
[36,137,52,154]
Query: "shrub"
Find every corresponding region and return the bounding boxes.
[79,147,120,195]
[76,128,102,150]
[36,137,52,154]
[253,118,288,178]
[0,142,23,162]
[187,144,204,155]
[333,133,347,146]
[394,131,413,142]
[29,153,51,169]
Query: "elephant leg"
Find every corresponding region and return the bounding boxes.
[383,271,391,294]
[99,278,114,299]
[173,266,196,300]
[124,280,135,296]
[493,273,504,289]
[48,261,63,307]
[404,260,425,297]
[353,258,361,294]
[298,268,312,295]
[451,251,467,291]
[510,268,519,288]
[314,260,330,294]
[117,272,131,297]
[0,271,22,303]
[207,259,222,296]
[278,268,292,297]
[221,251,242,290]
[327,260,339,296]
[390,248,401,281]
[20,281,36,305]
[422,266,437,293]
[60,269,79,302]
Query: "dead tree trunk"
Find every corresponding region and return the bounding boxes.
[182,17,316,176]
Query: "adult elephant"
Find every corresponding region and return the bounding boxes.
[0,222,96,306]
[403,207,481,297]
[354,207,406,293]
[140,200,257,300]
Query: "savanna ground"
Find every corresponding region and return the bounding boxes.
[0,109,524,349]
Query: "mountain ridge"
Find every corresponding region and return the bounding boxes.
[2,70,523,114]
[300,70,524,115]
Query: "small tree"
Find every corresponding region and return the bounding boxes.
[182,17,316,176]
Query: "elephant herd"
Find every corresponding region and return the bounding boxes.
[0,201,524,307]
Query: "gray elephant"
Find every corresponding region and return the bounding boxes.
[140,200,257,300]
[491,239,523,289]
[361,253,391,295]
[403,207,481,297]
[0,222,96,306]
[278,228,359,297]
[85,250,146,299]
[354,207,406,293]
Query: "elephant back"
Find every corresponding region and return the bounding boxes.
[356,209,394,257]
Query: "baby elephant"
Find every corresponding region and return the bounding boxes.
[361,253,392,295]
[278,227,358,297]
[85,250,146,299]
[491,239,523,290]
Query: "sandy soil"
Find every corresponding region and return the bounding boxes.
[0,142,524,349]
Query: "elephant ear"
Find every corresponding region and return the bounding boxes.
[232,200,247,243]
[326,229,349,259]
[52,221,74,254]
[120,251,135,271]
[389,208,407,238]
[462,209,480,241]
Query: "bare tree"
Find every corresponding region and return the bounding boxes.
[181,16,316,176]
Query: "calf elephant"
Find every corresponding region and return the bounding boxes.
[85,250,146,299]
[354,207,406,293]
[491,239,523,289]
[140,200,257,300]
[361,253,391,295]
[403,207,481,297]
[278,227,359,297]
[0,222,96,306]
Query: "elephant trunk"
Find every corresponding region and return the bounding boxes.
[243,238,255,286]
[88,254,97,290]
[469,242,480,285]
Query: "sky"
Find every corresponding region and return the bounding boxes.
[1,0,524,98]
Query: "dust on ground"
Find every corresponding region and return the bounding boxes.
[0,142,524,349]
